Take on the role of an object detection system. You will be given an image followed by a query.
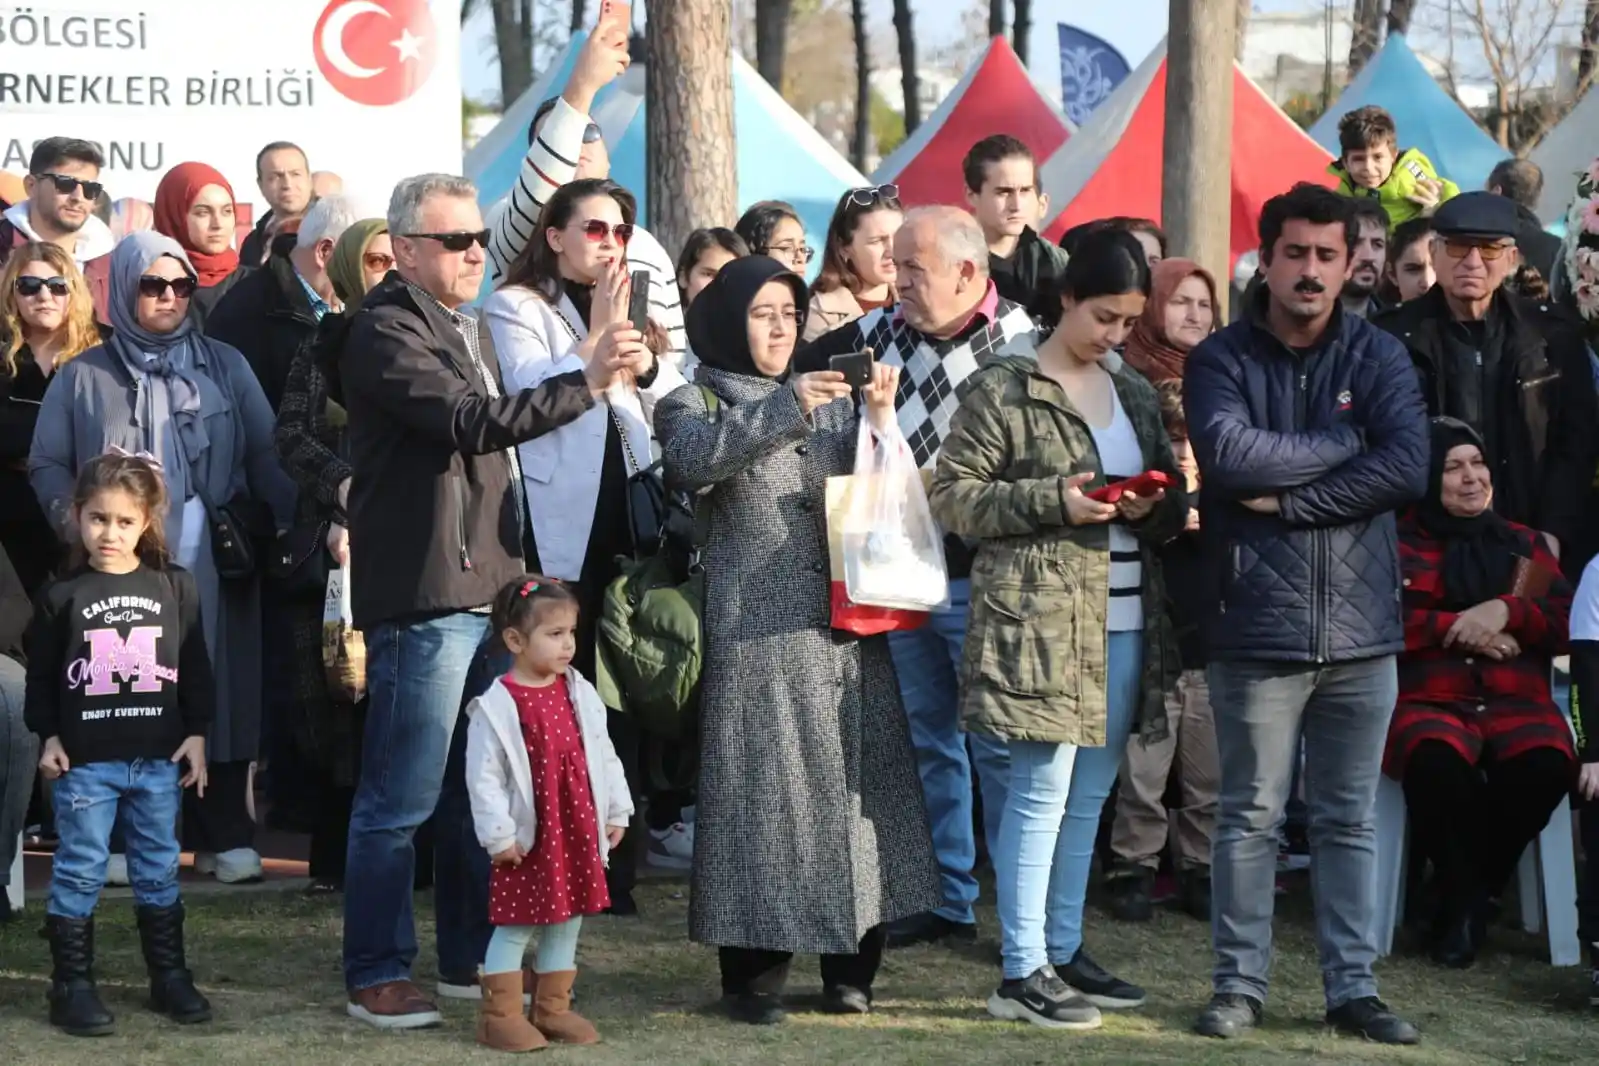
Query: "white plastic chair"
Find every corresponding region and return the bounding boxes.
[6,831,21,913]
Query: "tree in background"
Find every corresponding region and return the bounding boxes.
[1236,0,1252,61]
[648,0,737,255]
[756,0,797,89]
[461,0,535,107]
[1349,0,1384,75]
[1436,0,1588,151]
[1013,0,1032,64]
[1580,0,1599,86]
[893,0,922,132]
[1388,0,1419,35]
[852,0,871,170]
[989,0,1005,37]
[570,0,587,32]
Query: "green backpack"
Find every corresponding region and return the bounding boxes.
[594,387,718,751]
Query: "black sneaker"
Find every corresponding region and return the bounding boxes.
[722,992,786,1025]
[1108,868,1155,922]
[1180,867,1212,921]
[1194,992,1262,1038]
[1325,997,1420,1045]
[1056,948,1146,1009]
[987,967,1101,1030]
[1587,963,1599,1008]
[822,984,872,1014]
[883,911,977,949]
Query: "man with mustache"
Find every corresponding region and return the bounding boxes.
[1374,191,1596,569]
[1342,200,1389,319]
[1183,183,1428,1044]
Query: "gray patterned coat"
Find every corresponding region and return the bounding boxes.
[655,366,941,955]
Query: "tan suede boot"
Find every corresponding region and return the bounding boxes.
[477,970,547,1052]
[532,970,599,1044]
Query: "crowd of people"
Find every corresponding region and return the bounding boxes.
[1,11,1598,1055]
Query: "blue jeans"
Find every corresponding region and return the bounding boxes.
[996,630,1141,979]
[342,611,503,991]
[1208,656,1397,1009]
[49,758,181,919]
[887,578,1010,925]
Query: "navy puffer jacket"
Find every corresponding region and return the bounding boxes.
[1183,299,1429,663]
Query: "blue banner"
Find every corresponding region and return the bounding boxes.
[1057,24,1132,127]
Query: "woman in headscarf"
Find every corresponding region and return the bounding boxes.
[29,230,295,885]
[152,163,245,324]
[1120,257,1219,386]
[653,256,940,1026]
[1386,417,1575,969]
[270,217,390,893]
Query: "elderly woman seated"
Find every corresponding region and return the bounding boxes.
[1386,417,1576,969]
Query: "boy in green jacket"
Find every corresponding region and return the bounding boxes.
[1328,105,1459,228]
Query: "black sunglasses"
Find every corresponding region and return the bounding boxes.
[848,183,900,208]
[403,230,490,252]
[582,122,603,144]
[15,275,70,298]
[138,275,199,299]
[35,172,104,200]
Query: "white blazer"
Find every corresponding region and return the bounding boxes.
[482,285,688,580]
[464,670,634,865]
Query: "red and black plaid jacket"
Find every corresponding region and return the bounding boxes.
[1398,508,1570,713]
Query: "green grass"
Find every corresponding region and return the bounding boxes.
[1,881,1595,1065]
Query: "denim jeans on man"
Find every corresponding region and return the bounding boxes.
[887,578,1010,925]
[1208,656,1397,1009]
[49,758,181,919]
[997,630,1140,978]
[342,611,504,990]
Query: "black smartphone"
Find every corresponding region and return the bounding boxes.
[628,269,651,333]
[829,348,874,388]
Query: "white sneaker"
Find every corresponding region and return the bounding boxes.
[212,847,264,883]
[193,852,217,877]
[105,854,130,886]
[647,823,693,870]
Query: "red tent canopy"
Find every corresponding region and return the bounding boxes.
[1039,40,1335,267]
[873,37,1073,209]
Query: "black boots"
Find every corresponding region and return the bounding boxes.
[136,902,212,1024]
[46,915,115,1037]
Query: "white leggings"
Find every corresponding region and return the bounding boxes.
[484,917,583,975]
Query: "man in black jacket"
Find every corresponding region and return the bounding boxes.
[338,173,644,1030]
[1486,158,1562,281]
[1374,191,1598,567]
[239,141,313,267]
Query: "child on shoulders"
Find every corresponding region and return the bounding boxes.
[1329,105,1459,228]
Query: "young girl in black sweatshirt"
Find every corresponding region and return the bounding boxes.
[25,452,214,1037]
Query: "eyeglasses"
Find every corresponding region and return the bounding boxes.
[1440,239,1512,262]
[137,275,199,299]
[578,220,634,244]
[582,122,603,144]
[35,172,104,200]
[764,242,816,265]
[402,230,490,252]
[848,183,900,208]
[363,252,396,272]
[14,275,70,298]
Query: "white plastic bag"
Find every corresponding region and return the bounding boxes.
[321,566,366,703]
[840,420,949,611]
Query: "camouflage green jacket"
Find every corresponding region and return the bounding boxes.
[928,353,1187,746]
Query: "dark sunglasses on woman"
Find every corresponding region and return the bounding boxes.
[402,230,491,252]
[138,275,199,299]
[579,220,634,244]
[15,275,70,298]
[35,172,104,200]
[848,183,900,208]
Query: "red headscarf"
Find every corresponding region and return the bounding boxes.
[153,162,240,287]
[1122,257,1220,384]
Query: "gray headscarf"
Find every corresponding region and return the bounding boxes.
[106,230,208,504]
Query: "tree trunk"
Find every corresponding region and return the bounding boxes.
[989,0,1005,38]
[754,0,795,90]
[893,0,921,132]
[1163,0,1237,320]
[1387,0,1418,37]
[1013,0,1031,65]
[647,0,737,256]
[1348,0,1382,76]
[491,0,536,108]
[1235,0,1251,62]
[1579,0,1599,91]
[570,0,587,34]
[852,0,871,171]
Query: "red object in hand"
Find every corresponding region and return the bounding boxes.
[1086,470,1174,504]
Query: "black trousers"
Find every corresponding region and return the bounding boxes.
[308,783,356,883]
[182,759,256,854]
[1402,740,1572,919]
[718,925,888,996]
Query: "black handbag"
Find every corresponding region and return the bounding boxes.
[268,520,331,597]
[611,404,671,554]
[194,486,274,582]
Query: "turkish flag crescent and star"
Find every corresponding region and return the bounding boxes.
[313,0,438,107]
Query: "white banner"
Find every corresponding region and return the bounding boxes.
[0,0,462,217]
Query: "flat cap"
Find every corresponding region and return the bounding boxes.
[1431,191,1520,240]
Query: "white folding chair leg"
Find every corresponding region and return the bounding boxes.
[6,831,21,913]
[1535,798,1582,966]
[1518,842,1543,934]
[1373,775,1408,957]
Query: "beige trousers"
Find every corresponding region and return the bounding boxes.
[1110,669,1220,871]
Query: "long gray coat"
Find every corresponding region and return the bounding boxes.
[656,367,940,955]
[28,342,296,763]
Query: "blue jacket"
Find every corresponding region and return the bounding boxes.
[1183,301,1429,663]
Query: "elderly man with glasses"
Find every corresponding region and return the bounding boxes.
[1375,191,1598,566]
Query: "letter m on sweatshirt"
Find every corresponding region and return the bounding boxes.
[83,626,164,696]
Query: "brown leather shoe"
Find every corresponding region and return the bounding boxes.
[346,980,443,1029]
[477,971,547,1052]
[532,970,599,1044]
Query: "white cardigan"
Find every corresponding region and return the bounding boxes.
[464,670,634,865]
[482,285,687,580]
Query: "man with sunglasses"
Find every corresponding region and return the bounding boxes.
[1375,192,1597,564]
[0,138,116,313]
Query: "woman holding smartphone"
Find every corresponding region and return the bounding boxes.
[928,229,1186,1031]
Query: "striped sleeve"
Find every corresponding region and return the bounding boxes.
[486,97,589,284]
